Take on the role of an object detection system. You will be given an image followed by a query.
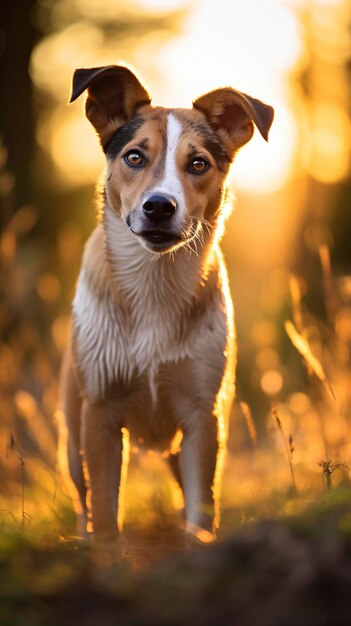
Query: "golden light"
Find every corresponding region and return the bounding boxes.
[0,344,16,387]
[52,315,70,354]
[152,0,303,104]
[335,309,351,343]
[135,0,186,10]
[303,102,350,184]
[57,222,82,264]
[152,0,304,192]
[256,348,280,371]
[30,21,104,98]
[303,223,334,252]
[37,108,104,185]
[261,370,284,395]
[36,272,61,302]
[288,392,310,415]
[15,390,37,419]
[231,104,297,193]
[251,321,277,348]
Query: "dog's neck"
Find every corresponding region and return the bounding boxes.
[102,205,216,306]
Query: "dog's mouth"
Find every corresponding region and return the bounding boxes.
[141,230,181,244]
[130,227,183,251]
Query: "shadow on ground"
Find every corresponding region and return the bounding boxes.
[1,491,351,626]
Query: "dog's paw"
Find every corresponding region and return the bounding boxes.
[184,521,216,549]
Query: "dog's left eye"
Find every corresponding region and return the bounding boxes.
[188,157,210,175]
[124,150,144,167]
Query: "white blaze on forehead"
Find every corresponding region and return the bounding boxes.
[147,113,185,216]
[164,113,183,187]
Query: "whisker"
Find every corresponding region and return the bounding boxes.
[196,226,205,246]
[188,239,199,257]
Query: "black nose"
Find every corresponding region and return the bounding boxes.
[142,194,177,223]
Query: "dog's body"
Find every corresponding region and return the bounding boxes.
[60,66,273,541]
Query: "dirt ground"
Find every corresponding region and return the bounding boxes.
[1,491,351,626]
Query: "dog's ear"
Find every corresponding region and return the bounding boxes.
[69,65,151,147]
[193,88,274,156]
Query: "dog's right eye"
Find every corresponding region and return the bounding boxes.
[124,150,144,168]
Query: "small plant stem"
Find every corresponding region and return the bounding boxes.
[318,245,336,328]
[18,448,26,529]
[272,406,297,497]
[240,402,258,449]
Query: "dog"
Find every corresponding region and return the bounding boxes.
[59,64,273,543]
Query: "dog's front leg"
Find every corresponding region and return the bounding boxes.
[179,415,220,538]
[82,399,125,542]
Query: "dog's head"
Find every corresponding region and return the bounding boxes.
[70,65,274,253]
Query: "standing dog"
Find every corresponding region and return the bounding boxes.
[60,65,273,542]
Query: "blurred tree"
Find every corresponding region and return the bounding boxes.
[292,0,351,311]
[0,1,39,208]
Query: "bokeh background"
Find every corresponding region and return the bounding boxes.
[0,0,350,535]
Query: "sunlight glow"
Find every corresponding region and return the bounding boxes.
[303,103,350,184]
[30,22,104,98]
[288,392,310,415]
[231,104,297,193]
[261,370,284,395]
[135,0,186,10]
[37,109,104,184]
[153,0,303,192]
[153,0,303,105]
[36,273,61,302]
[118,427,130,531]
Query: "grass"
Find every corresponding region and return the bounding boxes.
[271,404,297,497]
[1,488,351,625]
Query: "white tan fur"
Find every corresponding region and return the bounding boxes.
[60,64,273,542]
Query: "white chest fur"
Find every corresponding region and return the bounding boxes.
[72,213,222,400]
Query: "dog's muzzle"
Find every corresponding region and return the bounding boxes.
[128,194,183,252]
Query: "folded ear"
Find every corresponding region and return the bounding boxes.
[69,65,151,147]
[193,88,274,156]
